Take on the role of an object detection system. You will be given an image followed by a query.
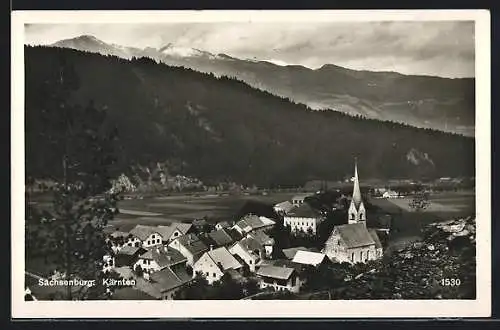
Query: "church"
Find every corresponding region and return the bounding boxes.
[322,159,383,264]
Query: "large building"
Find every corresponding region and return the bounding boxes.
[323,159,383,264]
[283,203,324,235]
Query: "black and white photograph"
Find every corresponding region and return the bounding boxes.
[12,10,491,318]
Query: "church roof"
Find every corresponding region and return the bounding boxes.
[351,159,363,209]
[335,223,376,249]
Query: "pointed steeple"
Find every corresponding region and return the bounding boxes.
[352,158,362,208]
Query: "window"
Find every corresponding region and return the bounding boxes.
[249,260,252,265]
[135,242,139,247]
[206,272,209,276]
[174,232,178,237]
[337,240,340,246]
[152,234,155,239]
[360,251,363,261]
[147,240,150,245]
[351,253,354,262]
[213,273,216,277]
[366,250,370,260]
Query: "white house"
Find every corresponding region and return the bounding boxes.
[168,233,210,266]
[256,265,302,293]
[229,242,260,272]
[192,246,243,285]
[322,223,383,264]
[129,225,163,248]
[382,190,400,199]
[283,203,324,235]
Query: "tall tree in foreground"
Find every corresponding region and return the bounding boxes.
[25,53,121,300]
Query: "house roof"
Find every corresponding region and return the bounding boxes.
[176,223,193,234]
[274,201,295,212]
[109,230,130,238]
[234,214,275,233]
[156,225,178,240]
[177,233,209,256]
[248,231,275,246]
[150,267,191,293]
[216,221,231,228]
[292,250,327,266]
[239,236,264,253]
[257,265,295,280]
[259,216,276,227]
[206,247,242,271]
[368,229,383,249]
[129,225,160,241]
[117,245,142,256]
[282,247,311,260]
[208,228,235,247]
[139,247,187,267]
[286,203,320,218]
[335,223,376,249]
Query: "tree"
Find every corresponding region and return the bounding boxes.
[25,55,121,300]
[409,189,431,212]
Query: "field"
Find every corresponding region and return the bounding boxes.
[369,190,475,252]
[110,192,298,232]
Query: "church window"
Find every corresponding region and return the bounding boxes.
[360,251,363,260]
[367,250,370,260]
[351,253,354,262]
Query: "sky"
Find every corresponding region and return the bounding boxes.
[24,21,475,78]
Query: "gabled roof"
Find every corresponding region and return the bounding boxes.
[257,265,295,280]
[117,245,142,256]
[139,247,187,267]
[206,247,242,271]
[109,230,130,239]
[129,225,161,241]
[150,267,192,293]
[292,250,327,266]
[176,233,210,256]
[234,214,275,233]
[248,231,274,246]
[282,247,311,260]
[274,201,295,212]
[176,223,193,235]
[368,229,383,249]
[335,223,376,249]
[239,236,264,253]
[286,203,320,218]
[216,221,231,228]
[208,228,235,247]
[155,225,178,240]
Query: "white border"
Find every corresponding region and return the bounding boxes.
[11,10,491,319]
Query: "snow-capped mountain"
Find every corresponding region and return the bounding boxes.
[46,35,475,136]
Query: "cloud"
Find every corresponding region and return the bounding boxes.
[24,21,475,78]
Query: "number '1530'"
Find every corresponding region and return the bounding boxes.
[440,278,461,286]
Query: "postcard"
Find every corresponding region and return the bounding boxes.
[11,9,491,318]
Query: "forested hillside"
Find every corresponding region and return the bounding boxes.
[25,46,475,187]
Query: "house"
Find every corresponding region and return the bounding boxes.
[207,228,238,248]
[193,246,243,284]
[148,266,193,299]
[155,222,193,243]
[291,250,328,267]
[229,241,260,272]
[232,214,275,235]
[128,225,163,248]
[215,221,231,231]
[168,233,210,266]
[382,190,400,199]
[247,231,275,258]
[283,203,324,235]
[115,245,146,267]
[256,265,302,293]
[282,246,315,260]
[134,246,187,277]
[291,193,313,206]
[273,201,296,215]
[322,223,383,264]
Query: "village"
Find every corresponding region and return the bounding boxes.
[24,157,476,301]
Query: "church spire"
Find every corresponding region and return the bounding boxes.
[352,157,362,208]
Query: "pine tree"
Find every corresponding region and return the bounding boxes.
[25,54,121,300]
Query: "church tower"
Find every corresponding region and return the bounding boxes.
[348,158,366,224]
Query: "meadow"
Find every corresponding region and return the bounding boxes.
[369,190,475,253]
[111,192,298,232]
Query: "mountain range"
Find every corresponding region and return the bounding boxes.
[48,35,475,137]
[25,46,474,187]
